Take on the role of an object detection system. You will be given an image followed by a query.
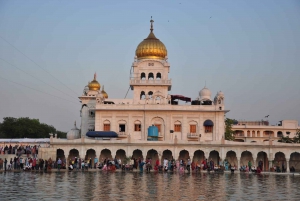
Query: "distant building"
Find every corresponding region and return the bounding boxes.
[232,120,299,143]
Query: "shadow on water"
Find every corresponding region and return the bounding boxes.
[1,171,300,201]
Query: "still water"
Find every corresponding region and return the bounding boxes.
[0,171,299,201]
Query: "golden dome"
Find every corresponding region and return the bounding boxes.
[88,73,101,91]
[135,17,167,60]
[101,85,108,98]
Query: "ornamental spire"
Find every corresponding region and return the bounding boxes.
[150,16,154,32]
[94,72,97,80]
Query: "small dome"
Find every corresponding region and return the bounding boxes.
[84,84,89,91]
[135,18,167,60]
[199,87,211,100]
[217,91,224,96]
[67,122,80,140]
[101,85,108,98]
[88,73,101,91]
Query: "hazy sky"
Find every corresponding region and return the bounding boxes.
[0,0,299,132]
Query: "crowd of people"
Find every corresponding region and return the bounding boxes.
[64,157,228,173]
[0,144,40,156]
[0,154,297,174]
[0,156,54,172]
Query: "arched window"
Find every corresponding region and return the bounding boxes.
[174,121,181,132]
[140,91,145,100]
[103,120,110,131]
[277,131,283,137]
[134,120,141,132]
[247,130,250,137]
[118,120,126,132]
[189,121,197,133]
[148,72,154,80]
[203,120,213,133]
[155,96,161,104]
[156,72,161,80]
[148,91,153,99]
[141,72,146,80]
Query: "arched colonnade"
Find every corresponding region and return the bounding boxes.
[54,147,300,172]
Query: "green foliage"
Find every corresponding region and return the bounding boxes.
[0,117,67,138]
[279,135,293,143]
[293,129,300,143]
[278,130,300,143]
[225,118,236,141]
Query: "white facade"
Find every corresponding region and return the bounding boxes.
[44,19,300,173]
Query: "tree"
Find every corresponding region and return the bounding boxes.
[225,118,236,141]
[293,129,300,143]
[0,117,67,138]
[278,129,300,143]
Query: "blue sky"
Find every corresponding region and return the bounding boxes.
[0,0,299,131]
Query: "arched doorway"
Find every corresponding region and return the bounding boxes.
[56,149,65,162]
[178,150,190,163]
[290,152,300,172]
[161,150,173,165]
[193,150,205,163]
[68,149,79,165]
[99,149,112,162]
[257,151,268,171]
[274,152,286,172]
[85,149,96,167]
[240,151,253,167]
[116,149,126,164]
[226,151,238,167]
[208,150,220,165]
[146,149,159,167]
[132,149,143,160]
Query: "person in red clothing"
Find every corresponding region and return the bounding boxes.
[32,158,36,170]
[154,158,159,171]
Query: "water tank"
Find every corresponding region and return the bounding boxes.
[147,125,158,141]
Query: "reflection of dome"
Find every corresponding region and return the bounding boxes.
[101,86,108,98]
[88,73,101,91]
[135,18,167,60]
[67,122,80,140]
[199,87,211,100]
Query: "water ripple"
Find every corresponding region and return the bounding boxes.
[0,171,299,201]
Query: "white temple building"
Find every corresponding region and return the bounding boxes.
[39,18,300,172]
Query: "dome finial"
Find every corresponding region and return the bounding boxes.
[94,72,97,80]
[150,16,154,32]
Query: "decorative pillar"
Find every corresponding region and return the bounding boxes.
[286,158,290,173]
[49,133,53,143]
[237,159,240,170]
[253,157,257,167]
[269,160,273,172]
[205,151,209,160]
[190,155,194,162]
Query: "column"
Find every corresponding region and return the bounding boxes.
[190,155,194,162]
[253,157,257,167]
[268,160,273,172]
[237,159,240,170]
[286,158,290,173]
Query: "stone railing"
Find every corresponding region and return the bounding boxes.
[117,132,127,137]
[235,133,245,137]
[130,79,172,85]
[187,133,199,138]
